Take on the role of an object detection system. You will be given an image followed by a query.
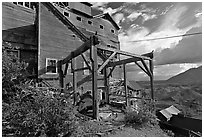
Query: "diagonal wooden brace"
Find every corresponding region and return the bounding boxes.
[140,59,152,77]
[135,61,150,76]
[97,52,117,73]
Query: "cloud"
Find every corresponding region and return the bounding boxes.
[141,13,157,22]
[91,2,109,8]
[127,12,142,21]
[126,63,202,81]
[154,27,202,65]
[113,13,125,24]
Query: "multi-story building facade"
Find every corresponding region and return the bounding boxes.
[2,2,121,91]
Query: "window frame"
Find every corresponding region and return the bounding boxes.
[46,58,58,75]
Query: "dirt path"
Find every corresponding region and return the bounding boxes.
[107,124,168,137]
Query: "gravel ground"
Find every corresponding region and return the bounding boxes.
[107,124,169,137]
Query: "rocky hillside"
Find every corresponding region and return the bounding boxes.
[167,66,202,84]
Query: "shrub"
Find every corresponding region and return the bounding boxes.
[2,42,78,137]
[125,99,158,126]
[2,87,78,137]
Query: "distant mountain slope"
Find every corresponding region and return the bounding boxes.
[167,66,202,84]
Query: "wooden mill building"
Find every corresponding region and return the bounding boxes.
[2,2,154,119]
[2,2,121,90]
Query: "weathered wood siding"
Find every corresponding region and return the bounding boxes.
[2,2,38,74]
[39,3,85,87]
[39,2,121,88]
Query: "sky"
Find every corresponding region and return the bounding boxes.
[91,2,202,81]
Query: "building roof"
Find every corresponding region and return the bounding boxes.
[128,80,142,91]
[115,80,142,91]
[159,105,181,121]
[93,13,120,30]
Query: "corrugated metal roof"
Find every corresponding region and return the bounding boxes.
[160,105,181,121]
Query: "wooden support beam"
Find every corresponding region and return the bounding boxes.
[140,59,152,77]
[74,67,89,72]
[61,40,91,65]
[63,62,69,76]
[81,53,92,71]
[57,60,64,92]
[149,59,154,100]
[107,57,141,67]
[104,68,109,104]
[107,66,116,78]
[96,45,151,60]
[72,58,77,105]
[123,64,128,106]
[90,38,99,120]
[97,49,108,61]
[97,52,116,73]
[135,62,150,76]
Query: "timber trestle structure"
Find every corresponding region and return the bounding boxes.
[44,2,154,120]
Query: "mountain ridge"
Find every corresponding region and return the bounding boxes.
[166,66,202,84]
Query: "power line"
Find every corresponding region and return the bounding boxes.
[127,32,202,43]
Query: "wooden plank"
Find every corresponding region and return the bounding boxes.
[97,52,116,73]
[90,39,98,120]
[96,45,151,60]
[123,64,128,106]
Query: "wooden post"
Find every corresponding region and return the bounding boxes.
[123,64,128,106]
[104,67,109,104]
[90,37,98,120]
[58,60,64,92]
[71,57,77,105]
[149,59,154,100]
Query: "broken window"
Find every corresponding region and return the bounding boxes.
[46,58,57,74]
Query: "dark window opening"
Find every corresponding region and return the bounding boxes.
[18,2,23,6]
[30,2,35,10]
[62,2,69,7]
[100,25,104,29]
[76,16,82,21]
[88,20,93,25]
[111,29,115,33]
[64,11,69,17]
[13,2,17,5]
[46,59,57,74]
[25,2,30,8]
